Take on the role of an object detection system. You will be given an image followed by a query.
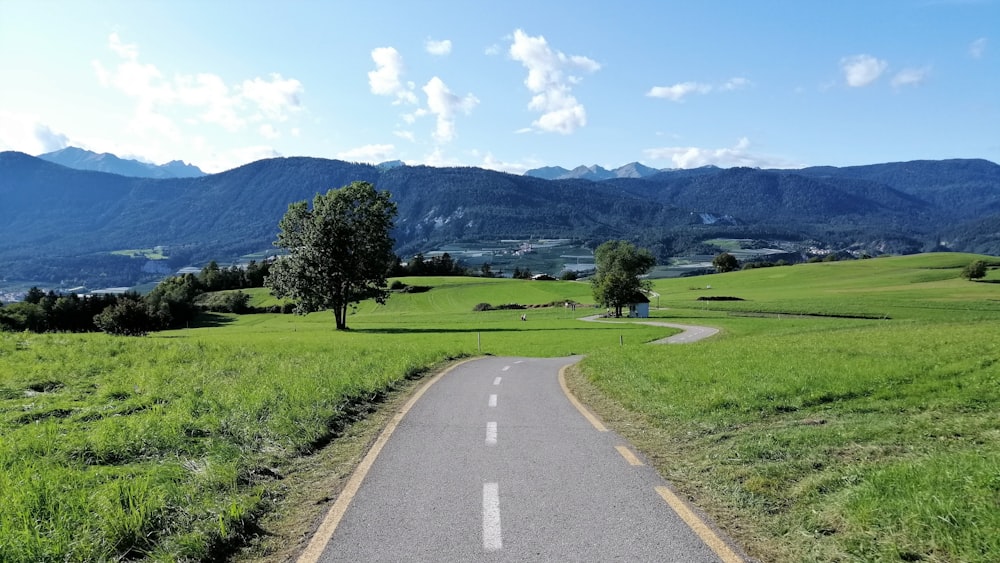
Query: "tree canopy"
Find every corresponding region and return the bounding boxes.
[961,259,988,280]
[591,240,655,317]
[713,252,740,273]
[266,181,397,330]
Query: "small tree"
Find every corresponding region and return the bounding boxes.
[94,298,153,336]
[961,260,987,281]
[266,181,397,330]
[591,240,655,317]
[712,252,739,273]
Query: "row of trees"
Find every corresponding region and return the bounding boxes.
[0,260,270,335]
[390,252,466,277]
[0,290,124,333]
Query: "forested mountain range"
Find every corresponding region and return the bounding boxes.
[1,151,998,287]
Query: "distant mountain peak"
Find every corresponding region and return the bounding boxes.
[38,147,206,179]
[525,161,662,181]
[377,160,406,170]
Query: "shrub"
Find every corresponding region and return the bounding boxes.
[961,260,987,280]
[198,291,252,314]
[94,299,154,336]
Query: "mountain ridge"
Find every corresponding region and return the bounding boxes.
[2,151,999,287]
[38,147,206,179]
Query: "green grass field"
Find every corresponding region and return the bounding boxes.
[1,253,998,561]
[574,253,1000,562]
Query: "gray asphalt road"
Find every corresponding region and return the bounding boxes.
[308,355,740,562]
[578,315,721,344]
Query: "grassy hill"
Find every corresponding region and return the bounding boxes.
[1,253,998,561]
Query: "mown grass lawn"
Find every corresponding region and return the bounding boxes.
[1,253,998,562]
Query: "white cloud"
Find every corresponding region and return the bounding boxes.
[241,74,303,121]
[841,54,888,87]
[393,130,416,142]
[107,32,139,61]
[970,37,988,58]
[722,77,751,91]
[643,137,801,169]
[422,76,479,143]
[479,152,532,174]
[205,145,281,173]
[647,77,749,101]
[368,47,418,105]
[259,124,280,139]
[484,44,501,56]
[419,147,464,168]
[93,33,304,138]
[646,82,712,102]
[0,112,70,154]
[891,66,931,88]
[336,144,396,163]
[508,29,600,134]
[425,38,452,56]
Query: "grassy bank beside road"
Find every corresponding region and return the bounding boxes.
[575,254,1000,562]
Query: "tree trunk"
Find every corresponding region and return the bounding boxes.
[334,304,348,330]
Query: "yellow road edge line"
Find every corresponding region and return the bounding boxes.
[615,445,644,466]
[654,486,745,563]
[297,358,475,563]
[558,364,607,432]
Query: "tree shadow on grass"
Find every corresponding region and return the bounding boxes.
[188,312,237,328]
[350,324,644,335]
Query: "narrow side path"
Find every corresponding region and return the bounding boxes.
[578,314,720,344]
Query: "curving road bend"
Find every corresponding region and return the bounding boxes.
[578,314,720,344]
[300,350,743,562]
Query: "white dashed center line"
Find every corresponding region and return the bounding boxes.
[486,421,497,446]
[501,365,510,371]
[493,376,502,385]
[488,394,498,408]
[482,482,502,552]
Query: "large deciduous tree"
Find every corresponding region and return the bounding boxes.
[591,240,655,317]
[266,181,397,330]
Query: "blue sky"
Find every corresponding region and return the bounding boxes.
[1,0,997,173]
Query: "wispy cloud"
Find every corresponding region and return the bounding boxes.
[0,111,70,154]
[425,38,452,56]
[508,29,600,134]
[336,143,396,163]
[643,137,801,169]
[368,47,417,105]
[969,37,988,58]
[646,77,749,102]
[891,66,931,88]
[840,54,888,87]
